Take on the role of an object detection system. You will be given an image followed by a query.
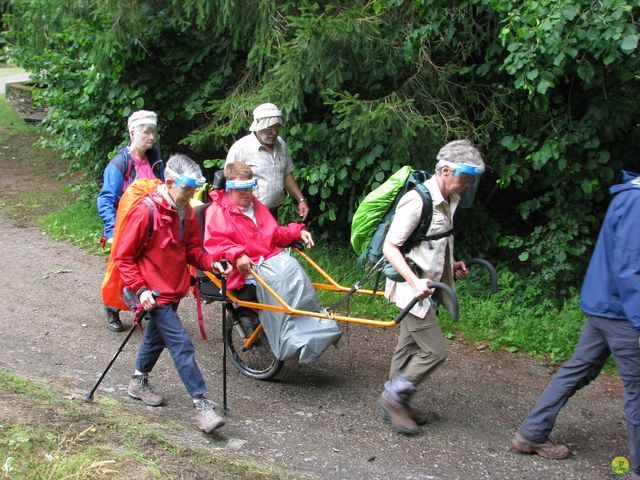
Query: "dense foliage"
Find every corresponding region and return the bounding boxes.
[3,0,640,299]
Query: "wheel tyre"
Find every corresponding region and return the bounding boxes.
[224,305,284,381]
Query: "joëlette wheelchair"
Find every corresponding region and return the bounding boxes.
[191,203,494,382]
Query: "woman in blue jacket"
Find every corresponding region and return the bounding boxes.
[97,110,165,332]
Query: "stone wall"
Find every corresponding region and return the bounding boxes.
[5,82,47,122]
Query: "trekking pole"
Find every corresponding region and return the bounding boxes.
[467,257,499,293]
[393,281,459,324]
[84,290,160,403]
[220,274,229,415]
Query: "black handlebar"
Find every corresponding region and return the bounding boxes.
[394,281,459,324]
[467,258,499,293]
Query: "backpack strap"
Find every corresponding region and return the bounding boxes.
[117,152,134,192]
[402,183,453,252]
[141,197,155,238]
[401,183,433,253]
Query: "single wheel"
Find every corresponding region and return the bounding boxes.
[224,305,284,380]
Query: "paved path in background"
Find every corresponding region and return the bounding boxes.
[0,72,30,94]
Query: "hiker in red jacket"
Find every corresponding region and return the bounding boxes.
[113,153,232,434]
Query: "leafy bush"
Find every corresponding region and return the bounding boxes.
[4,0,640,297]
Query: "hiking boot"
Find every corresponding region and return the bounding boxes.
[105,309,124,332]
[379,393,418,435]
[511,432,570,460]
[381,404,429,426]
[127,374,164,406]
[193,398,225,433]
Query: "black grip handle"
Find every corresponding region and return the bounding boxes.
[467,258,499,293]
[122,288,161,311]
[394,297,420,324]
[394,281,459,323]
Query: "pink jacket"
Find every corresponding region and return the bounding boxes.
[203,190,305,290]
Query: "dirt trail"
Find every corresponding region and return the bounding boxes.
[0,208,631,480]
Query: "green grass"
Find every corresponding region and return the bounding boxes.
[0,369,299,479]
[40,200,105,254]
[0,94,32,134]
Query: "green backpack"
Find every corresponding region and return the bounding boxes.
[350,166,453,281]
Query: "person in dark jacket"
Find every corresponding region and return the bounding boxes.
[97,110,165,332]
[512,170,640,478]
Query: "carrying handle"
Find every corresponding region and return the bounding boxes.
[394,281,459,324]
[467,258,499,293]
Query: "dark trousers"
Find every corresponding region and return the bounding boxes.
[135,304,207,398]
[518,316,640,467]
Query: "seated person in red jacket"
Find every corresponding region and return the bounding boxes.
[203,161,314,326]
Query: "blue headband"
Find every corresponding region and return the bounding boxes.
[165,166,206,188]
[226,178,257,191]
[443,161,485,176]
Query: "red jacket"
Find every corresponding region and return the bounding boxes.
[114,189,215,305]
[203,190,305,290]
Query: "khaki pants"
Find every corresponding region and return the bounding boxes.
[389,308,447,386]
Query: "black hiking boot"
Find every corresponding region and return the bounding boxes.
[105,308,124,332]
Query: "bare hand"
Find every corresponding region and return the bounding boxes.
[236,254,253,274]
[300,230,314,249]
[298,201,309,221]
[410,278,434,300]
[454,261,469,280]
[212,260,232,277]
[140,289,157,311]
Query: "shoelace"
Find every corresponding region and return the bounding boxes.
[137,376,155,394]
[195,399,217,417]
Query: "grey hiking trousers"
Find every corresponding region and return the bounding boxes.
[518,316,640,468]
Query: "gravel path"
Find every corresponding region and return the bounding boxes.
[0,210,634,479]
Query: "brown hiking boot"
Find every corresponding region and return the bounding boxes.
[194,398,225,433]
[381,404,429,426]
[379,393,418,435]
[127,374,164,406]
[512,432,570,460]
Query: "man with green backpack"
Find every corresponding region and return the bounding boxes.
[378,139,485,435]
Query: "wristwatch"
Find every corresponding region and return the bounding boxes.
[136,287,149,297]
[298,197,306,203]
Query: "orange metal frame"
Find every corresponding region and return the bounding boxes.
[202,247,399,331]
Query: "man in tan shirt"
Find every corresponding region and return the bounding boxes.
[225,103,309,220]
[380,139,485,435]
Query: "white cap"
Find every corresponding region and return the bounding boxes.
[249,103,283,132]
[128,110,157,131]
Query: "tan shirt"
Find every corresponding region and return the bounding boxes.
[384,175,460,318]
[225,133,294,209]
